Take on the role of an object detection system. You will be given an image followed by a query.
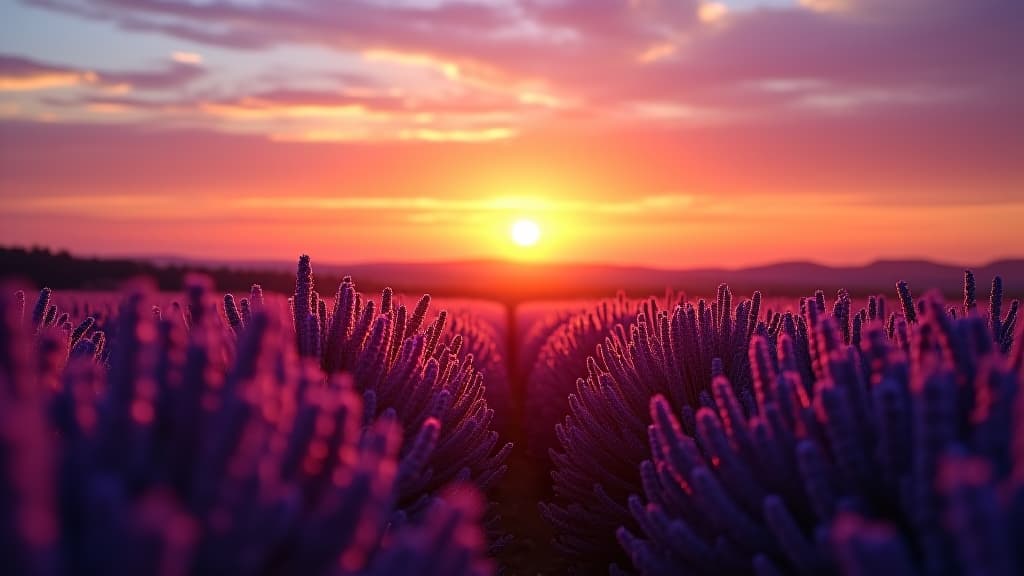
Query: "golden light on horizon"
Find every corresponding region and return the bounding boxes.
[510,218,541,248]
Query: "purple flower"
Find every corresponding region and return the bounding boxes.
[443,311,512,435]
[622,288,1022,576]
[1,280,498,576]
[223,294,243,336]
[541,285,758,572]
[249,256,512,553]
[31,287,52,331]
[525,293,649,458]
[964,269,977,316]
[897,281,917,325]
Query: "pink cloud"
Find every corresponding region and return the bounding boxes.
[22,0,1020,117]
[0,55,99,91]
[0,53,204,93]
[2,0,1020,202]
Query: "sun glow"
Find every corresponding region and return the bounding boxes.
[510,218,541,247]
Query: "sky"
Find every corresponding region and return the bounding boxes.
[0,0,1022,269]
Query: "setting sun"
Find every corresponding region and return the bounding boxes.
[511,218,541,247]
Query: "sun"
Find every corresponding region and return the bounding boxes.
[510,218,541,247]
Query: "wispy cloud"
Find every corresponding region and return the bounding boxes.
[170,51,202,64]
[0,55,98,92]
[0,53,204,95]
[12,0,1021,135]
[23,189,992,224]
[0,193,699,220]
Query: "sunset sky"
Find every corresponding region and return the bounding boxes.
[1,0,1021,268]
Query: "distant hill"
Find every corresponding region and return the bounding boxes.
[2,246,1022,302]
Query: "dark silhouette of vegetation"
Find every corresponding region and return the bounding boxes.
[0,246,299,293]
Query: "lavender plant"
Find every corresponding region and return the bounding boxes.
[443,310,512,435]
[540,285,760,572]
[17,287,107,364]
[237,256,512,551]
[525,293,656,458]
[1,281,495,576]
[544,274,1018,573]
[622,292,1022,575]
[368,486,494,576]
[519,308,575,381]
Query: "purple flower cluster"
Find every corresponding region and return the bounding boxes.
[624,289,1023,575]
[17,287,108,364]
[524,293,653,458]
[540,276,1020,574]
[519,308,574,381]
[1,276,495,576]
[442,311,512,435]
[537,285,760,571]
[242,256,512,549]
[4,259,1020,576]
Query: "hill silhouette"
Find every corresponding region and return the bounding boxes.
[2,246,1022,301]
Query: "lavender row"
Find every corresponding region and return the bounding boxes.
[1,265,503,575]
[538,272,1020,574]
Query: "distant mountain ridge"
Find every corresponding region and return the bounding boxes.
[2,246,1022,301]
[309,258,1024,300]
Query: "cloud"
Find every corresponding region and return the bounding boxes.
[98,61,205,91]
[697,2,728,23]
[798,0,849,12]
[397,127,515,142]
[19,82,532,140]
[0,55,98,91]
[25,0,531,54]
[4,0,1021,204]
[0,189,702,231]
[0,53,204,94]
[2,116,1020,205]
[171,51,202,64]
[22,0,1021,119]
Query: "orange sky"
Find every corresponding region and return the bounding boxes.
[1,0,1022,268]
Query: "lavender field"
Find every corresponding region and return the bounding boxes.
[1,257,1022,576]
